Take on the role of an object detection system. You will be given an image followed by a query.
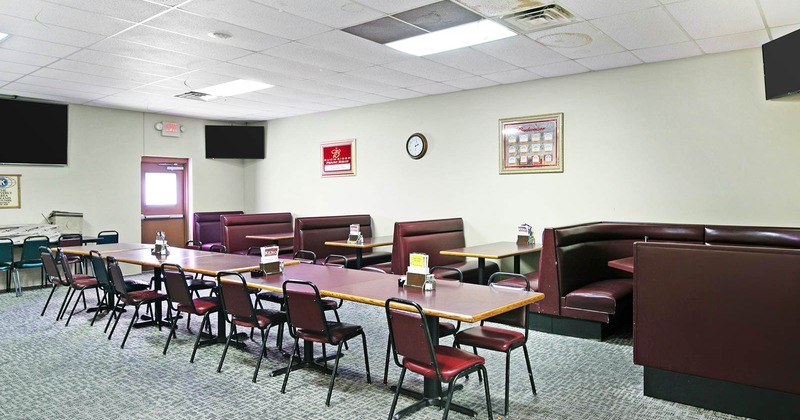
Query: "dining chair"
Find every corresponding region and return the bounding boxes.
[216,271,286,383]
[0,238,14,294]
[39,246,70,319]
[184,240,203,250]
[385,297,493,420]
[161,263,222,363]
[452,271,537,417]
[382,265,464,384]
[254,247,319,312]
[280,279,371,406]
[12,235,50,292]
[105,256,168,349]
[85,250,150,327]
[96,230,119,244]
[292,249,317,264]
[57,249,101,327]
[58,233,84,273]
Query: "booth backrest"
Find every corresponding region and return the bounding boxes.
[220,212,293,255]
[193,211,243,250]
[390,218,467,275]
[704,224,800,248]
[293,214,379,264]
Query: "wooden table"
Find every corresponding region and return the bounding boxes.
[608,256,634,273]
[52,242,152,256]
[440,241,542,285]
[245,232,294,245]
[324,235,393,269]
[239,262,544,417]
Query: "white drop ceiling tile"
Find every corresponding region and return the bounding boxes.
[232,53,337,80]
[0,36,81,59]
[279,78,367,98]
[180,0,332,40]
[12,2,134,36]
[760,0,800,28]
[115,25,254,62]
[67,49,188,77]
[558,0,659,19]
[0,72,23,82]
[0,14,105,48]
[352,0,440,15]
[483,68,542,84]
[382,57,472,82]
[632,41,703,63]
[426,49,518,76]
[696,29,769,54]
[17,74,124,95]
[378,88,427,100]
[30,67,143,89]
[200,62,298,86]
[262,42,372,73]
[313,96,368,107]
[142,10,290,52]
[771,24,800,39]
[295,102,341,112]
[665,0,763,39]
[473,36,570,68]
[241,92,319,107]
[592,7,689,49]
[527,60,590,78]
[444,76,498,89]
[346,65,431,87]
[253,0,385,27]
[454,0,527,17]
[528,22,626,59]
[576,51,643,71]
[48,59,166,84]
[348,93,394,104]
[0,81,107,102]
[0,49,58,67]
[298,30,408,65]
[150,72,232,91]
[320,73,398,93]
[408,82,462,95]
[41,0,169,22]
[131,83,186,97]
[90,38,219,70]
[0,60,41,75]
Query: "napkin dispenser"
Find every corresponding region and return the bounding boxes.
[517,223,535,245]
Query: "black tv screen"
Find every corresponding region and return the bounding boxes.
[205,125,265,159]
[0,98,68,165]
[762,28,800,100]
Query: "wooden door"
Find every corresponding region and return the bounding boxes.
[141,157,188,248]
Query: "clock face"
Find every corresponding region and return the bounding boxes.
[406,133,427,159]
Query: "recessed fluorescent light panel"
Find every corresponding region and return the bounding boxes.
[196,79,273,97]
[386,20,516,56]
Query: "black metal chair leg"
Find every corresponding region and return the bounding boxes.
[120,305,140,349]
[217,324,237,373]
[40,284,59,317]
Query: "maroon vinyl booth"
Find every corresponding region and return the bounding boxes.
[192,211,243,251]
[220,212,293,255]
[292,214,390,268]
[366,217,498,285]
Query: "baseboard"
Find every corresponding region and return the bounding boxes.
[643,367,800,420]
[528,313,613,340]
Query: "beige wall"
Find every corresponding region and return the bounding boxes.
[256,48,800,254]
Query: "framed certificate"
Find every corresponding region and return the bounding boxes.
[320,139,356,177]
[499,113,564,174]
[0,174,21,209]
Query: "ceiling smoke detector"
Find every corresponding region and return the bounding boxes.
[497,3,577,34]
[174,91,217,101]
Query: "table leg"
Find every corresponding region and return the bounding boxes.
[270,340,336,377]
[478,258,486,285]
[355,249,363,269]
[134,267,170,328]
[514,255,521,274]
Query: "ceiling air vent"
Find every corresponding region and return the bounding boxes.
[174,91,217,101]
[497,3,577,34]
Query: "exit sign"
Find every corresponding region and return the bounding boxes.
[161,121,181,137]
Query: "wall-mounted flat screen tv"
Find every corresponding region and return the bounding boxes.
[205,125,265,159]
[762,28,800,100]
[0,98,68,165]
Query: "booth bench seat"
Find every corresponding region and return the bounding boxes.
[220,212,293,255]
[293,214,390,268]
[366,217,498,285]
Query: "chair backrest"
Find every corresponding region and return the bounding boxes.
[430,266,463,282]
[208,244,227,253]
[161,263,196,309]
[106,256,129,298]
[323,254,348,268]
[185,240,202,250]
[484,272,530,331]
[21,235,51,262]
[96,230,119,244]
[293,250,317,264]
[216,271,258,322]
[0,238,14,265]
[282,280,329,337]
[58,234,82,247]
[384,297,439,375]
[40,246,63,285]
[55,248,80,285]
[88,250,111,290]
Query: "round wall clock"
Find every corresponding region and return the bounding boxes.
[406,133,428,160]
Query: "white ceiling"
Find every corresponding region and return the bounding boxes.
[1,0,798,122]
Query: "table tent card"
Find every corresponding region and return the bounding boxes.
[259,245,282,274]
[347,223,363,244]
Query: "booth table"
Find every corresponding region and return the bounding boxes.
[440,241,542,285]
[324,235,393,269]
[608,256,634,273]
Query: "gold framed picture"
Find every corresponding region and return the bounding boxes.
[0,174,21,209]
[499,113,564,174]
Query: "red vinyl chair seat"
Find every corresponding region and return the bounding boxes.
[231,308,285,330]
[404,345,485,381]
[176,296,220,316]
[295,322,363,345]
[453,326,525,352]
